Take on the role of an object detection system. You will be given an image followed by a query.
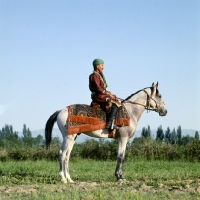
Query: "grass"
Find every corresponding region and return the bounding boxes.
[0,159,200,199]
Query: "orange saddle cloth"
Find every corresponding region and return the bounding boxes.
[67,104,130,134]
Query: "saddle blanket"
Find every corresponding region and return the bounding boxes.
[67,104,130,135]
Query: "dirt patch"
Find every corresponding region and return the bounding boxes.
[0,180,199,193]
[0,185,38,194]
[0,179,200,199]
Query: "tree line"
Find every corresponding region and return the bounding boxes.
[0,124,60,149]
[0,124,199,161]
[140,125,199,145]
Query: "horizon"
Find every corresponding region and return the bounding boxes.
[18,126,200,136]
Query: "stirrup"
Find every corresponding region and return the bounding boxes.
[105,124,119,130]
[111,120,119,129]
[112,125,119,130]
[106,120,119,130]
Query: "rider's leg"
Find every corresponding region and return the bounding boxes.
[106,104,119,129]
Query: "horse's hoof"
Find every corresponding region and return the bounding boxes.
[117,177,126,182]
[117,178,123,182]
[121,177,126,181]
[61,179,67,184]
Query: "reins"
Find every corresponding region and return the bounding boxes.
[117,89,158,112]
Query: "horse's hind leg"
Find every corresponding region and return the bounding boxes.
[59,134,76,183]
[64,134,76,183]
[59,137,68,183]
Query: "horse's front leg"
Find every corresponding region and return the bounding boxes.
[115,137,128,182]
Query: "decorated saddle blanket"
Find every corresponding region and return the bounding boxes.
[67,104,130,134]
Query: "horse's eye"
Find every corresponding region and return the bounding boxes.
[158,94,162,98]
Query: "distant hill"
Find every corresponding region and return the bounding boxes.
[18,128,200,144]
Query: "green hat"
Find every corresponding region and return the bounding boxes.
[92,59,104,67]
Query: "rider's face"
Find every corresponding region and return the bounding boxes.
[96,64,104,73]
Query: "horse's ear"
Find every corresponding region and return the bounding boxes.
[156,82,159,88]
[152,82,155,87]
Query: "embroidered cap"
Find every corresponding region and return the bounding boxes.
[92,59,104,67]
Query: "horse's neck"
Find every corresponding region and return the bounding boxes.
[124,88,150,121]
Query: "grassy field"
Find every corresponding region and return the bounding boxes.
[0,159,200,199]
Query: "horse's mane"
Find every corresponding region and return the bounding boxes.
[124,87,155,101]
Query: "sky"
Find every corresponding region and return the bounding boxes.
[0,0,200,134]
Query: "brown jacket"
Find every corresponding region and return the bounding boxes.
[89,71,121,111]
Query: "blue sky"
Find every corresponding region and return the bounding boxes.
[0,0,200,133]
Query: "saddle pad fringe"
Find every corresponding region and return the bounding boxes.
[68,123,106,134]
[68,115,100,125]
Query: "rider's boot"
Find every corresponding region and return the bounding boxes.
[106,105,119,129]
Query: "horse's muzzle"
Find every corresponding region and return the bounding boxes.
[159,109,167,116]
[158,106,167,116]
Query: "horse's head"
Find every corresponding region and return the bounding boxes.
[149,82,167,116]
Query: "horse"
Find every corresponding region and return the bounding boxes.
[45,82,167,183]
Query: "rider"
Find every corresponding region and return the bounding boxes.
[89,58,122,129]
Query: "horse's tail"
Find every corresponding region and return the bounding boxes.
[45,110,60,149]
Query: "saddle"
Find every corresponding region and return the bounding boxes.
[67,103,130,135]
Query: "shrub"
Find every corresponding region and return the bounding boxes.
[1,139,200,162]
[0,148,8,161]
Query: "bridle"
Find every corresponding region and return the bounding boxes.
[117,89,159,113]
[118,90,159,112]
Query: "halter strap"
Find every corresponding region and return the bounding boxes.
[143,90,158,111]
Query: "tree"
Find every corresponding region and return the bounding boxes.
[171,128,177,144]
[0,125,21,148]
[182,135,193,145]
[195,131,199,140]
[141,127,146,138]
[33,134,44,147]
[22,124,33,147]
[141,125,151,140]
[147,125,151,139]
[176,125,182,145]
[164,127,171,144]
[156,125,164,142]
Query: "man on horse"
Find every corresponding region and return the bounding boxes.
[89,58,122,129]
